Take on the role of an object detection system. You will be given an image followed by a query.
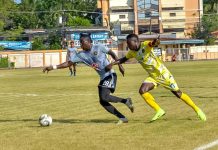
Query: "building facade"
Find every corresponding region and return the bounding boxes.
[97,0,203,38]
[160,0,203,38]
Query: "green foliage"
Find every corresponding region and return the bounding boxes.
[204,0,218,13]
[0,57,9,68]
[191,15,218,45]
[0,45,4,51]
[32,37,47,50]
[47,33,61,50]
[32,33,61,50]
[0,20,4,31]
[66,16,91,27]
[3,26,24,41]
[0,0,97,49]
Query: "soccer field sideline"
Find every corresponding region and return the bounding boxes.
[0,61,218,150]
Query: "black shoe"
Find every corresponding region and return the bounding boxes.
[125,98,134,113]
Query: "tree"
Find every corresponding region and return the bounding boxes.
[204,0,218,13]
[66,15,91,27]
[191,15,218,45]
[0,0,17,33]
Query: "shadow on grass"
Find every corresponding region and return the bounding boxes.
[53,118,117,124]
[0,118,118,124]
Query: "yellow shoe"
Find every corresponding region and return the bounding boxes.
[197,109,206,121]
[150,109,165,122]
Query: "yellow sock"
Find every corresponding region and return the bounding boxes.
[141,93,160,111]
[180,93,199,112]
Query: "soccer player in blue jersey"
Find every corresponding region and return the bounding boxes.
[66,40,77,76]
[43,33,134,124]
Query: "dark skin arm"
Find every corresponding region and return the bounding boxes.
[105,56,129,73]
[149,34,160,47]
[107,50,125,76]
[43,61,75,73]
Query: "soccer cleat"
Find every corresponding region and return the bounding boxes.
[197,109,206,121]
[150,109,165,122]
[125,98,134,113]
[117,118,128,125]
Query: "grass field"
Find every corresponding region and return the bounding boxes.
[0,61,218,150]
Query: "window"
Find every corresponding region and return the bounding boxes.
[164,28,184,32]
[162,7,183,11]
[170,13,176,17]
[119,15,126,19]
[112,9,133,13]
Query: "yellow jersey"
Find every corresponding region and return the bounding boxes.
[126,41,170,79]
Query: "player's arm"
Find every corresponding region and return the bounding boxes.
[43,61,74,73]
[107,50,125,76]
[105,56,129,75]
[149,35,160,47]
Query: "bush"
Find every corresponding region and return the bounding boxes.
[0,57,9,68]
[32,37,47,50]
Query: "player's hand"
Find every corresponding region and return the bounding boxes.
[152,34,160,46]
[118,64,125,77]
[105,64,112,72]
[91,63,100,71]
[43,66,53,74]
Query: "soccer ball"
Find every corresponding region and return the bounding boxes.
[39,114,52,126]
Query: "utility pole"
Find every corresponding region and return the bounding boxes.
[149,0,152,35]
[134,0,138,34]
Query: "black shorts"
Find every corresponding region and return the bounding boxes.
[98,73,117,93]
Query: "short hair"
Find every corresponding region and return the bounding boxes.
[126,34,139,41]
[80,33,92,42]
[70,40,74,44]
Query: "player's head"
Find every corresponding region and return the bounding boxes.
[70,40,74,47]
[126,34,140,51]
[80,33,92,51]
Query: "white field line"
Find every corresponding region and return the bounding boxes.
[194,139,218,150]
[0,92,136,97]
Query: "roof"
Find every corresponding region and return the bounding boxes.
[160,39,204,44]
[117,34,204,44]
[110,6,133,10]
[117,34,176,40]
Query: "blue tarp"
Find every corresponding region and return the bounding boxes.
[0,41,32,50]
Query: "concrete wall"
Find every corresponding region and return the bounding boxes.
[0,50,119,68]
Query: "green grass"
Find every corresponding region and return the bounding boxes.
[0,61,218,150]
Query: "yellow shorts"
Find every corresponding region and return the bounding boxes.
[144,72,179,91]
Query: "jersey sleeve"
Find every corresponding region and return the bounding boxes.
[142,41,151,47]
[97,44,109,53]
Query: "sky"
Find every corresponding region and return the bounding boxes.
[14,0,21,4]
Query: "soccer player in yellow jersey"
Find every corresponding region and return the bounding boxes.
[105,33,206,122]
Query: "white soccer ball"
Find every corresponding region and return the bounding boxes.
[39,114,52,126]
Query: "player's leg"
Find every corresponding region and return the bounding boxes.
[98,87,128,124]
[98,87,134,113]
[98,73,134,112]
[160,72,206,121]
[72,63,76,76]
[139,78,165,122]
[171,90,206,121]
[69,65,73,76]
[99,100,128,124]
